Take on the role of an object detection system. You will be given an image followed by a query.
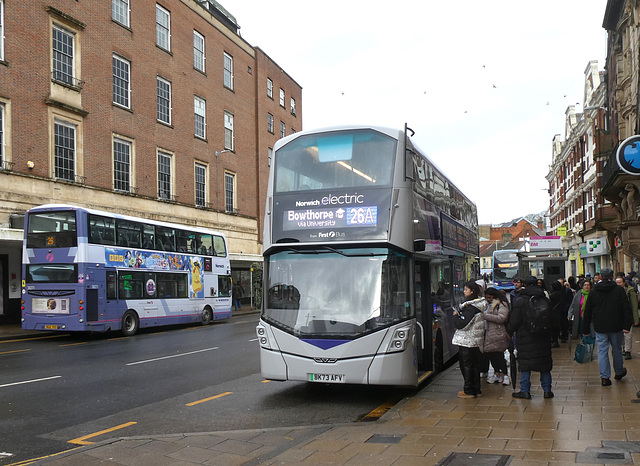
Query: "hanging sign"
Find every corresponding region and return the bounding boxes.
[617,135,640,175]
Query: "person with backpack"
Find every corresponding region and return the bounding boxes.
[506,275,554,399]
[582,268,633,386]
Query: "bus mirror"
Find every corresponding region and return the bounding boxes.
[413,239,426,252]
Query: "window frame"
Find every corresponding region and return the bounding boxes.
[195,162,207,207]
[0,103,4,166]
[224,111,234,151]
[267,113,274,134]
[113,136,132,192]
[111,0,130,28]
[290,97,296,116]
[194,95,206,139]
[112,54,131,109]
[267,78,273,99]
[157,150,172,200]
[156,76,171,125]
[223,52,233,90]
[52,24,75,86]
[155,3,171,52]
[279,88,285,107]
[193,30,205,73]
[54,119,77,182]
[224,171,235,213]
[280,121,286,139]
[0,0,4,61]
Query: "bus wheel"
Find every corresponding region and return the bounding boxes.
[202,307,213,325]
[121,310,139,337]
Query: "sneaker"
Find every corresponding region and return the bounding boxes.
[602,378,612,386]
[544,391,554,399]
[457,391,476,399]
[496,373,504,384]
[512,391,531,399]
[502,375,510,386]
[480,372,487,378]
[486,374,497,384]
[624,351,632,360]
[614,368,628,381]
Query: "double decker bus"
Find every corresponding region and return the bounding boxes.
[22,204,232,336]
[256,125,479,386]
[492,249,519,290]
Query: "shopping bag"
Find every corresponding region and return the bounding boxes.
[574,335,595,364]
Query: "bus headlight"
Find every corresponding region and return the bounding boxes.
[256,325,270,349]
[387,325,412,353]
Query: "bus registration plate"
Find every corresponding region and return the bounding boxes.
[44,325,59,329]
[308,373,345,383]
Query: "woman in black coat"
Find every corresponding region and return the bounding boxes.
[506,276,554,399]
[549,281,563,348]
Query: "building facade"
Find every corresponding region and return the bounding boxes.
[0,0,302,322]
[546,61,614,277]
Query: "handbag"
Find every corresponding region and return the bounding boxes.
[574,335,595,364]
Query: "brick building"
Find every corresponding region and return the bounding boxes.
[0,0,302,322]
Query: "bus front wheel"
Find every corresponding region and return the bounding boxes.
[202,307,213,325]
[121,310,139,337]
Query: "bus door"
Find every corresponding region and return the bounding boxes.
[414,261,433,372]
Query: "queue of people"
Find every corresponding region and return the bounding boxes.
[452,270,639,399]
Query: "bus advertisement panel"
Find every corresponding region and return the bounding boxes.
[22,204,232,336]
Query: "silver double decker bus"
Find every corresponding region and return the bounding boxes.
[256,125,479,386]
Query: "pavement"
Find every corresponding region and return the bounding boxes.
[3,321,640,466]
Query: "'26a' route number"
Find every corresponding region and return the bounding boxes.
[347,206,377,226]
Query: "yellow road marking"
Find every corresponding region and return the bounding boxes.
[261,379,271,383]
[0,335,66,344]
[60,342,87,347]
[6,447,82,465]
[0,349,31,355]
[186,391,232,406]
[68,421,137,445]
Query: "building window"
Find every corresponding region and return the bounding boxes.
[267,113,274,133]
[113,137,131,192]
[54,119,76,181]
[223,52,233,90]
[224,111,234,150]
[158,151,172,200]
[267,78,273,98]
[113,55,130,108]
[195,162,206,207]
[0,104,4,165]
[268,147,273,167]
[155,4,170,51]
[0,0,4,61]
[290,97,296,116]
[112,0,130,27]
[280,121,285,138]
[279,89,285,107]
[224,172,235,213]
[157,76,171,124]
[52,25,75,86]
[194,96,206,139]
[193,30,205,72]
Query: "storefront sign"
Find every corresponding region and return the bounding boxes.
[528,236,562,251]
[617,135,640,175]
[579,236,609,257]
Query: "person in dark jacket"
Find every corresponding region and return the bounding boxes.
[582,268,633,386]
[506,276,554,399]
[549,281,564,348]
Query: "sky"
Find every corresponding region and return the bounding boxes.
[226,1,608,225]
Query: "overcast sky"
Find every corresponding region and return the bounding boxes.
[227,1,608,225]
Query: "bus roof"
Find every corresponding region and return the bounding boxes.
[28,204,227,238]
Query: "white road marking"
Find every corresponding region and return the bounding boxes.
[0,375,62,389]
[248,338,259,342]
[126,347,218,366]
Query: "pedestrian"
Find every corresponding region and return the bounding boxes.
[510,277,525,307]
[483,287,510,386]
[568,279,592,339]
[549,281,563,347]
[615,275,638,360]
[582,268,633,386]
[558,278,573,342]
[232,281,244,312]
[537,278,550,299]
[568,276,580,292]
[452,281,486,399]
[506,276,554,399]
